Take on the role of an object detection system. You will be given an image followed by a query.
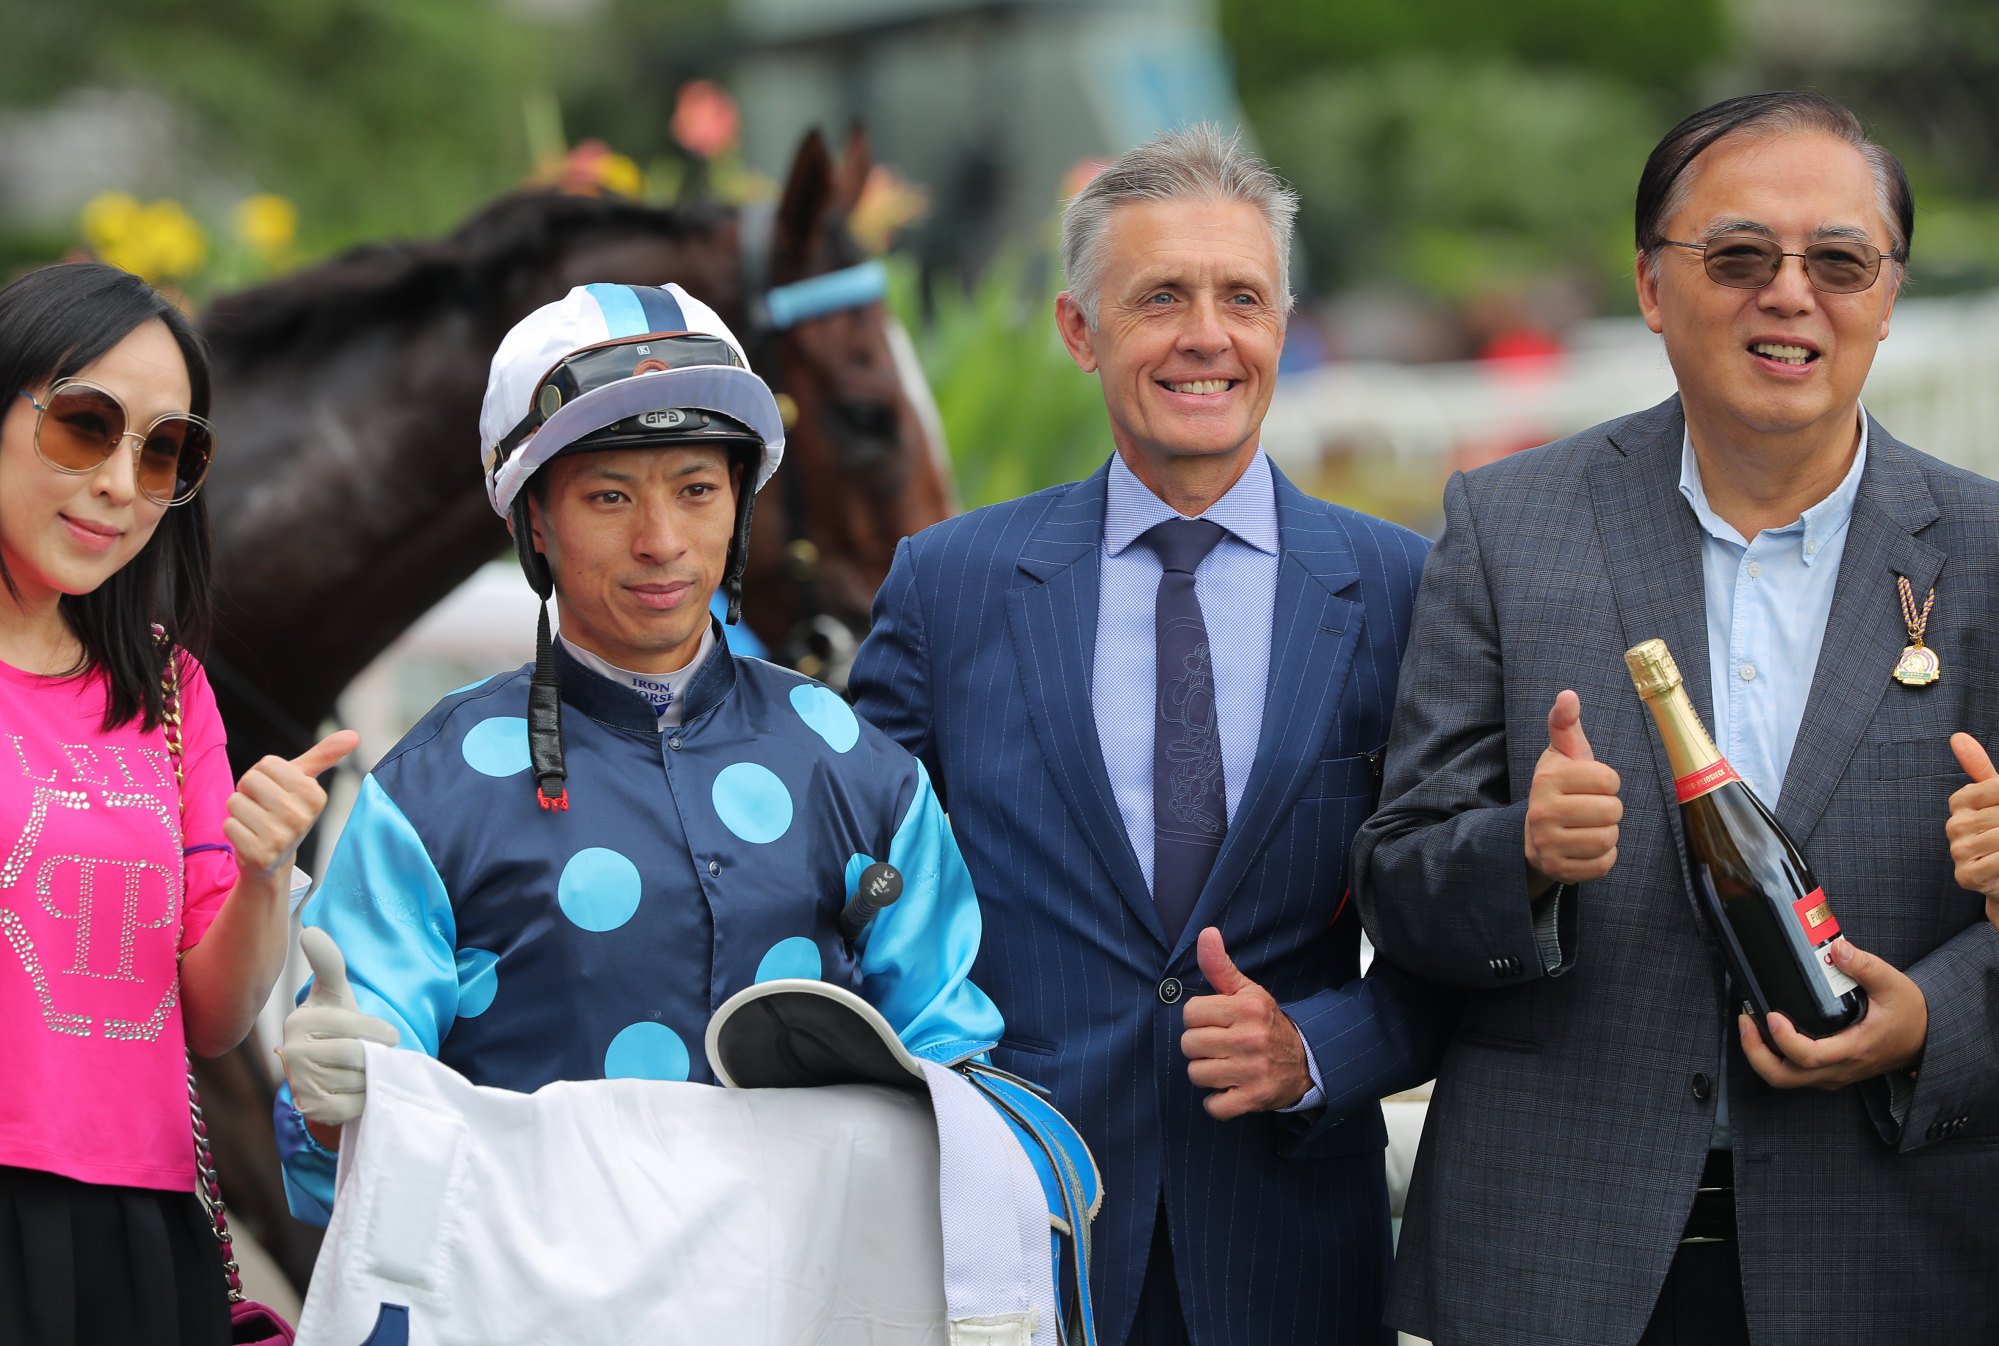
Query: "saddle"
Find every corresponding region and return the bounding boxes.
[709,980,1102,1346]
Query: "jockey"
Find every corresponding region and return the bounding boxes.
[271,282,1005,1220]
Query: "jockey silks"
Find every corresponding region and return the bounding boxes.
[275,625,1003,1223]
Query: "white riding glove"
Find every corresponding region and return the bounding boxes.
[280,928,400,1127]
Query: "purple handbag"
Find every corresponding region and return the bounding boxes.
[160,631,299,1346]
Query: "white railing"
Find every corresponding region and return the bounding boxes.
[1261,291,1999,488]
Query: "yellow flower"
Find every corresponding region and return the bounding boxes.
[235,194,298,260]
[137,201,207,279]
[81,193,143,252]
[595,152,644,199]
[93,199,207,282]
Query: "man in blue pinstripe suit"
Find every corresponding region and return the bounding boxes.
[851,125,1452,1346]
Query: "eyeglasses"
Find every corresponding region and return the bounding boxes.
[494,331,745,469]
[1660,233,1897,295]
[15,380,215,505]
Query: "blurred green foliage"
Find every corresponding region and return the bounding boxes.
[888,251,1109,510]
[2,0,553,255]
[0,0,721,268]
[1253,56,1659,304]
[1222,0,1999,302]
[1222,0,1727,97]
[1222,0,1726,307]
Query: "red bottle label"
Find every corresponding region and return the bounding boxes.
[1674,760,1741,803]
[1793,889,1840,944]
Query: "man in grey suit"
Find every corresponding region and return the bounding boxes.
[1353,92,1999,1345]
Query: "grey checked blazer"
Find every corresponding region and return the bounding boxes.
[1352,397,1999,1346]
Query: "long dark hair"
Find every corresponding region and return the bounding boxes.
[0,262,215,731]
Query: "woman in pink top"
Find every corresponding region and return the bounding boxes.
[0,262,356,1345]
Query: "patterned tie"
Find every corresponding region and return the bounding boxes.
[1139,517,1228,944]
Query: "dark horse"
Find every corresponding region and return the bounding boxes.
[190,130,954,1292]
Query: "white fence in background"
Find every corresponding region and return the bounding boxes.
[1261,291,1999,484]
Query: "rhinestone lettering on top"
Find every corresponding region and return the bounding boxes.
[38,857,176,982]
[106,743,175,791]
[1,786,89,887]
[57,742,111,786]
[103,969,182,1042]
[0,910,91,1036]
[4,734,185,1041]
[4,733,59,783]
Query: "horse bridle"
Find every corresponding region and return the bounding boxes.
[736,201,890,690]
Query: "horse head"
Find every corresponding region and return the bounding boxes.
[197,128,949,773]
[739,127,953,687]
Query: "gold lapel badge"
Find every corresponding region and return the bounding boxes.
[1893,575,1940,686]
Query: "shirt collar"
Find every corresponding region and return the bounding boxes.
[1677,405,1870,564]
[1103,449,1279,558]
[558,620,722,729]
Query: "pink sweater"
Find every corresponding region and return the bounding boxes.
[0,652,236,1191]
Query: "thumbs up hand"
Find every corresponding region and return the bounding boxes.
[1945,733,1999,932]
[1524,691,1624,893]
[279,929,400,1128]
[1179,928,1311,1119]
[226,729,361,877]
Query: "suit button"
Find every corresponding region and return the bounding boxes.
[1691,1073,1712,1101]
[1158,977,1183,1005]
[708,860,721,877]
[668,736,683,752]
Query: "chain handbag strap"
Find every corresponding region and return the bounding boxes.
[154,624,248,1304]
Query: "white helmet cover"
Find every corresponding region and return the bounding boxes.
[479,281,785,516]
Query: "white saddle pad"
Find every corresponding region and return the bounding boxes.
[296,1045,962,1346]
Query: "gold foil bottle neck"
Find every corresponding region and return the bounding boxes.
[1625,639,1685,699]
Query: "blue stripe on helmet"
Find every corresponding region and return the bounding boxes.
[586,282,651,339]
[634,285,688,334]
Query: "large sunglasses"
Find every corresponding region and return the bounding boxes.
[15,380,215,505]
[493,331,744,470]
[1660,233,1897,295]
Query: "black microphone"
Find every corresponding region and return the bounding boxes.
[839,862,903,942]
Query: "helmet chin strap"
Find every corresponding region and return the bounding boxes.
[722,467,759,626]
[510,497,569,812]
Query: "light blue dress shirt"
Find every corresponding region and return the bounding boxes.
[1093,449,1278,879]
[1678,409,1868,1146]
[1091,451,1326,1107]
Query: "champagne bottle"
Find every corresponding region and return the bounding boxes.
[1625,638,1865,1040]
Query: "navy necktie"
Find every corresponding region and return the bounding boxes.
[1139,517,1228,944]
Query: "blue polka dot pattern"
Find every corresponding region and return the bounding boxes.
[456,948,500,1018]
[711,763,793,843]
[756,936,823,983]
[604,1022,690,1081]
[461,716,531,777]
[790,684,860,753]
[557,848,643,932]
[844,853,877,897]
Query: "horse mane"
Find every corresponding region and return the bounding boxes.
[201,191,731,357]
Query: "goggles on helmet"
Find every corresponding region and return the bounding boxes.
[491,331,746,473]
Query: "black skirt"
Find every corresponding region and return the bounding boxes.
[0,1164,230,1346]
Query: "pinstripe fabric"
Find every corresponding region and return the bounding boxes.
[1352,397,1999,1346]
[1095,450,1278,882]
[852,455,1454,1346]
